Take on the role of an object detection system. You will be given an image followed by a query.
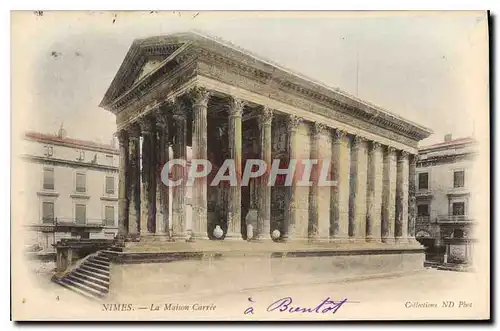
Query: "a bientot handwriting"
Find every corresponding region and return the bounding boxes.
[244,296,350,315]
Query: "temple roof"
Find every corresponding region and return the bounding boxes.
[100,31,433,141]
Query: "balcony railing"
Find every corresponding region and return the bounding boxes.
[29,218,107,231]
[436,215,472,223]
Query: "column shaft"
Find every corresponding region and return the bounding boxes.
[172,102,187,240]
[349,136,368,240]
[382,147,397,243]
[395,151,409,243]
[308,123,324,240]
[127,125,141,237]
[255,107,273,241]
[156,108,170,237]
[140,120,153,235]
[117,130,129,239]
[408,154,417,241]
[148,122,157,233]
[283,115,301,241]
[331,129,350,241]
[366,142,383,241]
[226,97,244,240]
[191,88,210,240]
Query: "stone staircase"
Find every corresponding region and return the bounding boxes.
[53,251,111,300]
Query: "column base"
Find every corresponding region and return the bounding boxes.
[395,237,410,244]
[125,233,141,242]
[348,237,373,245]
[224,233,244,240]
[192,232,210,241]
[381,237,396,244]
[251,236,274,243]
[328,237,351,244]
[365,236,383,243]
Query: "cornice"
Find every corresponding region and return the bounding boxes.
[101,32,433,144]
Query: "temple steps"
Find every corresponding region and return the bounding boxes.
[53,251,110,300]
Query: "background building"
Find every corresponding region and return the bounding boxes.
[415,134,479,269]
[20,127,120,252]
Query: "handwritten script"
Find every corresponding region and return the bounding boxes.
[267,296,348,314]
[244,296,350,315]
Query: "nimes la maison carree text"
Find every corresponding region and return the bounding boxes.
[102,303,217,312]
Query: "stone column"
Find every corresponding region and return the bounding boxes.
[127,124,141,238]
[117,130,129,239]
[395,151,409,243]
[140,119,152,235]
[190,87,210,240]
[349,135,368,240]
[330,129,350,242]
[382,146,397,243]
[172,100,188,241]
[255,107,273,241]
[226,97,244,240]
[408,154,417,242]
[366,141,383,242]
[148,118,157,234]
[308,122,324,241]
[156,108,171,238]
[283,115,302,241]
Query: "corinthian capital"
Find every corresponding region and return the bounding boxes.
[369,141,381,152]
[127,123,141,141]
[410,154,418,167]
[258,107,273,125]
[140,118,153,135]
[117,129,128,145]
[286,115,302,131]
[228,97,245,117]
[352,135,366,148]
[332,129,347,141]
[189,87,211,108]
[311,122,326,136]
[398,150,409,162]
[386,146,396,155]
[173,98,188,119]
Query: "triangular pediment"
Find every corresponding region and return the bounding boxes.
[100,38,189,108]
[132,56,165,85]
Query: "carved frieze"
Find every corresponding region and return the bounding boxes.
[106,38,429,149]
[197,59,421,148]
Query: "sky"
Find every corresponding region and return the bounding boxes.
[11,11,489,146]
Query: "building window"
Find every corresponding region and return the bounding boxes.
[104,206,115,226]
[42,201,54,224]
[417,204,430,217]
[105,176,115,194]
[75,204,86,224]
[418,173,429,190]
[76,150,85,161]
[75,172,86,193]
[452,202,465,216]
[42,168,54,190]
[106,155,114,166]
[454,170,465,188]
[43,145,53,157]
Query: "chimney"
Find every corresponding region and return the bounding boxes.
[57,122,67,139]
[444,133,452,142]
